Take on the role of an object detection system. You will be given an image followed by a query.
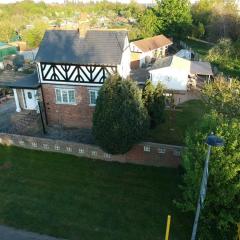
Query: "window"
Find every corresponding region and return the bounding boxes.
[174,150,181,156]
[89,89,99,106]
[55,88,76,105]
[91,151,97,156]
[28,92,32,99]
[43,144,49,149]
[104,153,111,159]
[55,145,60,151]
[144,146,150,152]
[79,148,84,154]
[19,140,25,145]
[78,148,84,153]
[66,147,72,152]
[158,148,166,154]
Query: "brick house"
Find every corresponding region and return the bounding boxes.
[2,29,131,129]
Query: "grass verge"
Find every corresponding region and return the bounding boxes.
[0,145,192,239]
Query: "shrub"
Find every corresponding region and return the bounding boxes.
[93,75,149,154]
[142,80,165,127]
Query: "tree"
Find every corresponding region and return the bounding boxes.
[93,75,149,154]
[178,77,240,238]
[202,76,240,119]
[155,0,192,38]
[192,22,205,38]
[22,20,49,48]
[142,80,165,127]
[0,20,15,43]
[137,9,159,38]
[142,79,155,112]
[151,83,165,125]
[177,112,240,239]
[191,0,240,42]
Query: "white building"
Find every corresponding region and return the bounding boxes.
[149,55,213,104]
[130,35,173,69]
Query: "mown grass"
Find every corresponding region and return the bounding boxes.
[147,100,206,145]
[184,38,240,78]
[184,38,212,58]
[0,145,192,239]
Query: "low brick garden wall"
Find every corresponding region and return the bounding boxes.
[0,133,183,168]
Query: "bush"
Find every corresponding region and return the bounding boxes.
[93,75,149,154]
[142,80,165,127]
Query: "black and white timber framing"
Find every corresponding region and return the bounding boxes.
[39,63,117,84]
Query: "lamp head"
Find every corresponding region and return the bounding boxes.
[206,134,224,147]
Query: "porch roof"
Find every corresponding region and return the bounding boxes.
[0,71,40,89]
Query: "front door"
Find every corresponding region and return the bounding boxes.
[24,89,37,110]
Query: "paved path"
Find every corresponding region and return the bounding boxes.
[0,225,64,240]
[0,99,15,132]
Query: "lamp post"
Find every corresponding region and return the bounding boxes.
[191,133,224,240]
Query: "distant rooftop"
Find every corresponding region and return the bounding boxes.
[131,35,173,53]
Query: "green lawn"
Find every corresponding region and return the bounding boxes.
[185,38,240,77]
[147,100,205,145]
[0,145,192,240]
[184,38,212,58]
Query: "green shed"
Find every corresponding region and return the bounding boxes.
[0,42,17,62]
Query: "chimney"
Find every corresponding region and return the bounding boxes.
[78,20,89,38]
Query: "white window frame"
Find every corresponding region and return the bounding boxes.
[174,150,181,156]
[89,88,99,106]
[55,88,76,105]
[158,148,166,154]
[144,146,150,152]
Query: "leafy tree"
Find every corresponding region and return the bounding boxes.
[137,9,159,38]
[93,75,149,154]
[192,0,240,41]
[22,20,49,48]
[142,79,155,112]
[207,38,234,62]
[151,83,165,125]
[0,20,15,42]
[177,112,240,239]
[202,76,240,119]
[155,0,192,38]
[142,80,165,127]
[192,22,205,38]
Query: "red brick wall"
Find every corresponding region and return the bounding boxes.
[0,133,182,168]
[42,84,94,128]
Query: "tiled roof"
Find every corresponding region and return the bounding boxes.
[0,71,40,89]
[35,30,128,65]
[132,35,172,52]
[150,55,213,75]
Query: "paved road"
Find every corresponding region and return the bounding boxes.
[0,225,64,240]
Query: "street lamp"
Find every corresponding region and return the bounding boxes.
[191,133,224,240]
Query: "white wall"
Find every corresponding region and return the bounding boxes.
[118,36,131,78]
[150,67,189,91]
